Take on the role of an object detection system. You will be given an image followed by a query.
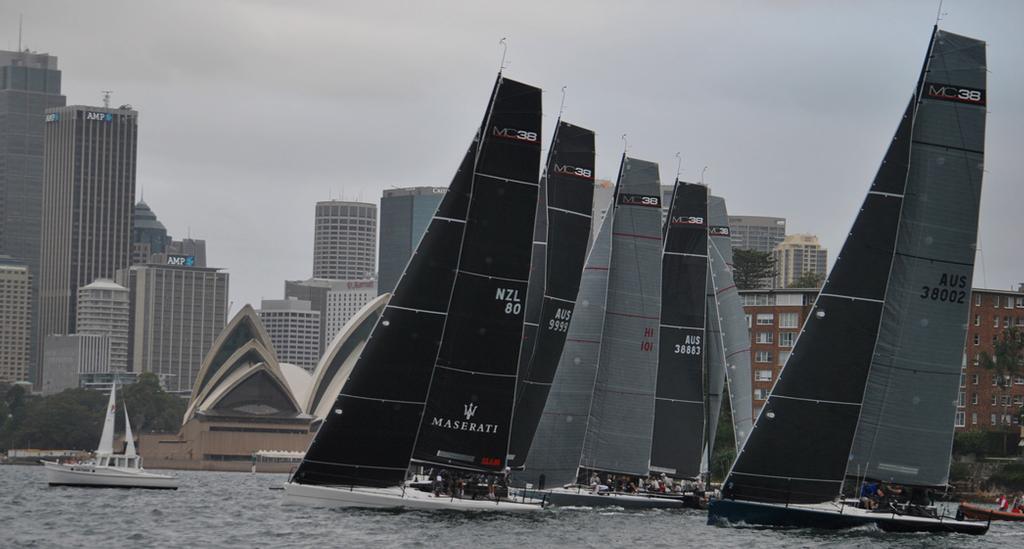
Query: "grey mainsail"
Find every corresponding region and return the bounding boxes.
[580,156,663,477]
[847,30,986,487]
[707,195,753,449]
[520,197,613,488]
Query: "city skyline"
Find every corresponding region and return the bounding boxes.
[2,1,1022,314]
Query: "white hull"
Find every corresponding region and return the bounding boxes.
[283,482,543,512]
[42,461,178,490]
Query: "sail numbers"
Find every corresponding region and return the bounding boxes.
[548,307,572,332]
[640,326,655,352]
[919,273,967,304]
[495,287,522,315]
[673,334,702,355]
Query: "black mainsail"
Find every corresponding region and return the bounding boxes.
[292,75,542,487]
[508,121,596,469]
[722,28,986,505]
[650,181,708,479]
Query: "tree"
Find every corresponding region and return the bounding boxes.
[788,271,825,289]
[732,249,777,290]
[979,327,1024,455]
[121,372,187,433]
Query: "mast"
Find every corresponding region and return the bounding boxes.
[508,120,596,469]
[650,180,708,479]
[97,383,117,456]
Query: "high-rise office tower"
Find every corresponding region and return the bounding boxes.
[0,49,67,382]
[325,279,377,347]
[76,279,130,372]
[0,256,31,383]
[312,200,376,280]
[773,234,828,289]
[378,187,445,293]
[37,104,138,385]
[727,215,787,253]
[258,298,321,371]
[117,263,228,395]
[132,201,168,264]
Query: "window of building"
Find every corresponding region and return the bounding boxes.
[972,374,979,385]
[958,391,966,408]
[974,314,980,326]
[1006,298,1014,310]
[994,316,1000,328]
[975,293,982,306]
[955,411,965,427]
[755,351,772,363]
[971,393,978,405]
[755,370,773,382]
[778,351,791,366]
[779,332,796,348]
[745,314,752,328]
[1016,376,1024,385]
[756,332,773,344]
[992,394,998,405]
[1002,395,1011,406]
[971,412,978,425]
[994,296,1000,308]
[756,313,774,326]
[973,333,980,346]
[754,388,769,401]
[1015,395,1024,406]
[1005,316,1012,328]
[779,312,799,329]
[1017,296,1024,308]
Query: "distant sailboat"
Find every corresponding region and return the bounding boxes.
[709,27,989,535]
[42,383,178,489]
[284,73,544,511]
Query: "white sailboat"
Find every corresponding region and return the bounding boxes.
[42,383,178,490]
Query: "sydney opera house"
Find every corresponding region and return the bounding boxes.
[139,296,386,472]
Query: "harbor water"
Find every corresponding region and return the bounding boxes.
[3,465,1022,548]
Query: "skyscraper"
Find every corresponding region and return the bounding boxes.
[37,104,138,385]
[117,263,228,395]
[76,279,130,372]
[131,201,168,264]
[773,234,828,288]
[324,279,377,347]
[0,256,31,383]
[258,298,321,371]
[728,215,787,253]
[0,49,66,382]
[312,200,376,280]
[378,187,445,293]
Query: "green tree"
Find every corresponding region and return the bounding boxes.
[732,249,777,290]
[979,327,1024,455]
[710,393,736,482]
[10,389,106,450]
[121,372,186,433]
[788,271,825,289]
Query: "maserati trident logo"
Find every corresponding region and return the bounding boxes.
[430,401,499,434]
[463,402,478,421]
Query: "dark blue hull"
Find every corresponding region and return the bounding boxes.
[707,498,988,535]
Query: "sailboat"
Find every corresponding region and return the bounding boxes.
[708,27,989,535]
[517,155,680,508]
[283,73,544,511]
[507,119,596,470]
[42,383,178,489]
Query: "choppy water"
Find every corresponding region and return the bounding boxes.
[2,465,1022,548]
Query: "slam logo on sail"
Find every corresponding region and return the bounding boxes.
[553,164,594,180]
[429,402,500,434]
[492,126,539,143]
[925,82,985,105]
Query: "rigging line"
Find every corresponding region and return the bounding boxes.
[498,37,509,73]
[558,86,567,118]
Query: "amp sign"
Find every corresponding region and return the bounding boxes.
[166,255,195,267]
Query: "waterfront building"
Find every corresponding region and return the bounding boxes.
[37,104,138,386]
[324,279,376,348]
[116,262,228,395]
[772,233,828,288]
[76,279,130,372]
[958,288,1024,436]
[378,187,445,294]
[312,200,376,280]
[0,257,31,383]
[258,298,321,371]
[40,333,109,395]
[0,49,66,383]
[728,215,786,253]
[738,288,818,419]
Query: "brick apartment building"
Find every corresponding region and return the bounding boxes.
[738,287,1024,435]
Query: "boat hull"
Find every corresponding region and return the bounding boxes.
[42,461,178,490]
[708,498,989,535]
[283,482,543,512]
[517,487,699,509]
[959,502,1024,522]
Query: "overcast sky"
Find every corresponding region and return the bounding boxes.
[3,0,1022,312]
